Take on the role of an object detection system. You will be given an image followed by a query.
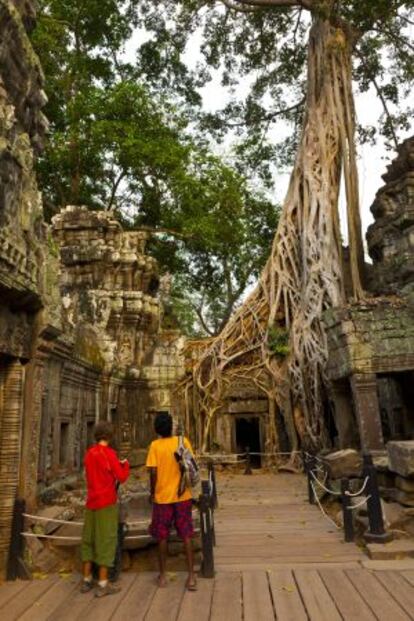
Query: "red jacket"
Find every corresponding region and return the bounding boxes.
[84,444,130,510]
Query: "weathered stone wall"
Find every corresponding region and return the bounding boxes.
[367,136,414,298]
[30,207,184,487]
[0,12,185,569]
[0,0,50,574]
[324,301,414,380]
[324,138,414,455]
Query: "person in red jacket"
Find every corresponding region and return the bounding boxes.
[80,421,130,597]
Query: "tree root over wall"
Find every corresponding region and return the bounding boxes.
[179,18,365,457]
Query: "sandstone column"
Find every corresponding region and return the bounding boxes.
[350,373,384,451]
[0,360,24,572]
[19,359,45,510]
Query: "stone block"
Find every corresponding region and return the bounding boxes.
[30,546,61,573]
[228,399,268,414]
[127,449,147,467]
[367,539,414,560]
[39,486,60,505]
[322,449,362,479]
[31,506,75,535]
[396,476,414,493]
[393,489,414,508]
[388,441,414,478]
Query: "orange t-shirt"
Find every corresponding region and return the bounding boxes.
[146,436,193,504]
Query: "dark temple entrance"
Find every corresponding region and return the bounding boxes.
[235,416,261,467]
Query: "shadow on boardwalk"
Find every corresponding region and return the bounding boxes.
[1,473,414,620]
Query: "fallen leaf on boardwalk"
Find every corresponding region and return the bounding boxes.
[59,571,72,579]
[323,554,332,558]
[32,572,48,580]
[167,572,177,581]
[281,585,295,593]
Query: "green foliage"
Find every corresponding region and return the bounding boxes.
[267,326,290,358]
[135,1,414,162]
[32,0,280,336]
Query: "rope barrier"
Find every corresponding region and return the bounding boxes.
[309,470,341,496]
[23,513,83,526]
[344,477,369,498]
[346,495,371,511]
[310,482,341,530]
[198,450,301,459]
[22,511,198,530]
[22,532,81,541]
[22,528,201,543]
[304,452,324,463]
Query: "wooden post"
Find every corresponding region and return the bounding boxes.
[6,498,30,581]
[202,480,216,547]
[341,478,354,543]
[363,453,392,543]
[207,461,218,509]
[199,488,215,578]
[244,446,252,475]
[305,455,316,505]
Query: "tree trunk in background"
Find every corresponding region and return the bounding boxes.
[190,18,365,454]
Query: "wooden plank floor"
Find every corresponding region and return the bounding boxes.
[1,568,414,620]
[214,472,364,569]
[1,473,413,619]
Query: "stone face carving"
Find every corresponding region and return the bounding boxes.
[367,136,414,297]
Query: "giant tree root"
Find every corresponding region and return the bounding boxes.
[179,18,364,454]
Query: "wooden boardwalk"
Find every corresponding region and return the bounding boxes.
[1,472,414,620]
[214,472,364,570]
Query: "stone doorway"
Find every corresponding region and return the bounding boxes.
[235,416,261,467]
[378,371,414,442]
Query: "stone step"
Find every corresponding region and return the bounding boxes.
[362,558,414,570]
[367,539,414,560]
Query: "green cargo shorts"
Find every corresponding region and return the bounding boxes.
[81,504,119,567]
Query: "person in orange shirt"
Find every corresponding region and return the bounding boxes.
[146,412,197,590]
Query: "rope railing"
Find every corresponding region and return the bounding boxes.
[198,450,301,459]
[309,469,341,496]
[23,513,84,526]
[303,452,392,544]
[310,482,341,530]
[14,465,219,582]
[22,510,199,530]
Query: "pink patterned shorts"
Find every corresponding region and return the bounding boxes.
[149,500,194,542]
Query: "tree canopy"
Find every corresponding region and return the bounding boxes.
[32,0,279,335]
[136,1,414,164]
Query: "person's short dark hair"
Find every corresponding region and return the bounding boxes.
[154,412,173,438]
[94,421,114,443]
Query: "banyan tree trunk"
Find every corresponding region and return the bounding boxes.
[192,17,364,453]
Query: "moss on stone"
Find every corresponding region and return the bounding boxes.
[2,0,44,78]
[74,328,105,370]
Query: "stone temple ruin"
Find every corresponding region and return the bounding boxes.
[324,137,414,454]
[0,0,183,575]
[0,0,414,579]
[182,139,414,473]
